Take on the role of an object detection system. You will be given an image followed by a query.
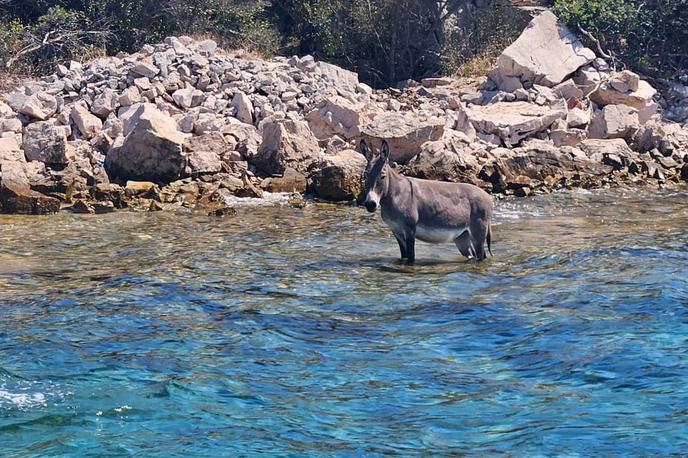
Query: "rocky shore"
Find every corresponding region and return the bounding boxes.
[1,11,687,215]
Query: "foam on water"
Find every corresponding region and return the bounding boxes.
[222,191,296,207]
[0,378,68,410]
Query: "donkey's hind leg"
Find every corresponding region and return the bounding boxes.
[470,219,489,261]
[454,230,475,259]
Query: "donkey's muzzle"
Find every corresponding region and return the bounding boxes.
[364,201,377,213]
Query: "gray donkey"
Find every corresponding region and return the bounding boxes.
[361,140,493,263]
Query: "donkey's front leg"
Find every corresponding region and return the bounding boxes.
[394,233,408,259]
[404,231,416,264]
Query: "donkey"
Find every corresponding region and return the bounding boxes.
[360,140,493,263]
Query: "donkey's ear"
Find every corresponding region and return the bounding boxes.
[380,140,390,160]
[359,139,372,159]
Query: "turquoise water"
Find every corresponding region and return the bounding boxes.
[1,189,688,457]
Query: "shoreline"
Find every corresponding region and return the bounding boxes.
[2,14,688,216]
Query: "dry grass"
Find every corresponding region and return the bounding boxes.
[453,50,498,78]
[0,72,29,92]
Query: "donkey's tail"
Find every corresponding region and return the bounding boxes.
[486,223,493,257]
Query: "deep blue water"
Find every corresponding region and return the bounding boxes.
[1,189,688,457]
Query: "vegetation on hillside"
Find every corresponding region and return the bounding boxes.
[553,0,688,78]
[1,0,686,86]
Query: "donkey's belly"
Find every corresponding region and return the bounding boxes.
[415,224,467,243]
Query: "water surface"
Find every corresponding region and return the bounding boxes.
[1,189,688,456]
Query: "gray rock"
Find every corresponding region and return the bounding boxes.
[231,91,254,124]
[172,87,204,109]
[132,61,160,78]
[71,102,103,139]
[5,90,58,120]
[0,137,23,162]
[186,150,223,175]
[0,118,23,134]
[106,106,189,182]
[308,149,367,201]
[119,86,142,106]
[253,119,321,175]
[306,96,375,141]
[466,100,567,146]
[91,89,119,117]
[23,121,69,164]
[588,104,639,141]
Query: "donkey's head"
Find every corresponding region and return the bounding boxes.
[360,139,390,213]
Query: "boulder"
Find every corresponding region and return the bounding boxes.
[466,100,567,146]
[132,61,160,78]
[308,149,367,201]
[231,91,253,124]
[609,70,640,93]
[317,61,359,92]
[0,100,13,117]
[588,104,639,141]
[404,131,481,183]
[23,121,69,164]
[501,141,609,182]
[119,86,142,107]
[580,138,634,164]
[361,113,445,163]
[186,150,223,175]
[195,39,217,56]
[71,102,103,139]
[172,87,204,109]
[165,36,192,56]
[306,96,374,141]
[91,89,119,117]
[551,127,587,147]
[0,117,23,134]
[5,91,58,120]
[222,121,261,158]
[491,11,595,87]
[573,66,604,96]
[567,107,591,127]
[590,78,657,110]
[553,79,584,100]
[261,167,307,193]
[0,162,59,214]
[0,137,23,162]
[253,119,321,176]
[185,131,232,155]
[105,106,189,182]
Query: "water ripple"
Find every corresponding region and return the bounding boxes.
[1,189,687,456]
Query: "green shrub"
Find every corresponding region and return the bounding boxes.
[554,0,688,76]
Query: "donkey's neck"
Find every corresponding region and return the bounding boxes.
[382,167,412,207]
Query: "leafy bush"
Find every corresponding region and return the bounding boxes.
[553,0,688,76]
[444,0,530,77]
[1,6,108,74]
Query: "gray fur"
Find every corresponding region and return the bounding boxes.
[361,140,493,263]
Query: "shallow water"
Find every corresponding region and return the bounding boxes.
[1,189,688,457]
